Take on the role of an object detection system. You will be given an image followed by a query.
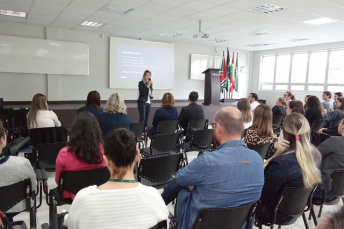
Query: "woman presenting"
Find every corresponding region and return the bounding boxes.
[137,70,153,123]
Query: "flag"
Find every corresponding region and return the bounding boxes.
[220,51,228,91]
[229,52,235,92]
[226,48,231,91]
[234,53,239,92]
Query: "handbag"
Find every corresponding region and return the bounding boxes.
[0,211,27,229]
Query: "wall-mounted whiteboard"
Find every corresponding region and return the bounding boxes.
[0,35,89,75]
[190,54,222,80]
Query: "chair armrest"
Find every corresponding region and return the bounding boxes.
[41,223,50,229]
[35,169,48,181]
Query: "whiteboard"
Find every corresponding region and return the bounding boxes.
[190,54,222,80]
[0,35,89,75]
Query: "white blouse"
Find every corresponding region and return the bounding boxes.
[28,110,61,129]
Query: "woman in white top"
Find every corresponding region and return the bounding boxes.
[27,93,61,129]
[64,128,169,229]
[237,98,253,129]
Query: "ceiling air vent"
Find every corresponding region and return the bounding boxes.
[102,5,134,14]
[250,4,286,14]
[245,43,274,47]
[290,38,309,42]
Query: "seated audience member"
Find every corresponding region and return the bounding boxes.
[322,91,333,112]
[313,119,344,202]
[283,91,295,105]
[243,105,276,146]
[55,112,106,199]
[316,205,344,229]
[64,129,169,229]
[149,93,178,135]
[237,98,253,129]
[77,91,103,119]
[0,122,36,222]
[259,113,321,224]
[287,100,305,115]
[330,92,343,111]
[304,96,324,127]
[248,92,259,111]
[323,97,344,128]
[272,97,286,122]
[178,91,205,136]
[304,95,312,110]
[98,93,132,137]
[162,107,264,229]
[27,93,61,129]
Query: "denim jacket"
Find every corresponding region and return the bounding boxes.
[162,140,264,229]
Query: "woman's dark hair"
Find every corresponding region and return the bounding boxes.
[335,92,343,98]
[335,97,344,110]
[67,112,103,164]
[86,91,101,107]
[285,91,295,100]
[307,96,323,114]
[289,100,305,115]
[104,129,136,179]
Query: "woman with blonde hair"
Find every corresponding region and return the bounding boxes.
[237,98,252,129]
[243,104,276,145]
[149,93,178,136]
[258,113,321,224]
[27,93,61,129]
[98,93,132,137]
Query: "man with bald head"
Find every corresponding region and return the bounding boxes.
[162,107,264,229]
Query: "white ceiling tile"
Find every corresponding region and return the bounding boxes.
[164,7,198,17]
[188,12,220,21]
[26,18,54,26]
[107,0,151,8]
[29,8,61,17]
[138,2,174,13]
[1,0,34,7]
[33,1,67,11]
[63,6,97,16]
[314,7,344,18]
[150,14,182,22]
[50,23,75,29]
[152,0,192,7]
[224,0,261,10]
[206,6,240,16]
[69,0,106,10]
[58,12,88,20]
[35,0,72,5]
[27,13,57,21]
[179,1,218,11]
[227,10,260,20]
[0,14,26,22]
[128,8,160,18]
[268,9,317,22]
[200,0,236,4]
[73,24,98,31]
[256,0,314,8]
[53,17,83,24]
[207,16,239,24]
[0,3,31,12]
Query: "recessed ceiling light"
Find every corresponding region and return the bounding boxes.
[102,5,134,14]
[290,38,309,42]
[81,21,104,27]
[245,43,274,47]
[250,4,286,14]
[160,32,181,37]
[0,9,26,17]
[206,38,226,43]
[304,17,337,25]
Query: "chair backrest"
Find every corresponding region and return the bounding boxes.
[311,119,326,133]
[150,133,181,153]
[247,143,272,160]
[0,179,31,212]
[190,129,214,149]
[156,120,179,134]
[276,186,314,220]
[192,202,257,229]
[149,220,167,229]
[57,167,110,195]
[329,118,342,129]
[330,170,344,196]
[131,122,147,139]
[28,127,68,146]
[241,129,247,139]
[137,153,183,184]
[188,119,208,130]
[35,142,67,166]
[273,113,285,126]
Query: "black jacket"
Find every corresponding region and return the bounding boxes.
[178,103,205,135]
[137,81,153,103]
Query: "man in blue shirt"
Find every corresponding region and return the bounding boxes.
[322,91,333,112]
[162,106,264,229]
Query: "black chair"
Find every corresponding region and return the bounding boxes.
[313,132,332,147]
[0,179,36,228]
[131,122,147,149]
[48,167,109,225]
[328,118,342,128]
[184,119,208,142]
[183,129,214,164]
[256,186,316,229]
[241,129,247,139]
[28,127,68,146]
[192,202,258,229]
[310,170,344,224]
[273,113,285,127]
[156,120,179,134]
[137,153,183,189]
[141,132,181,157]
[310,119,325,139]
[247,143,272,160]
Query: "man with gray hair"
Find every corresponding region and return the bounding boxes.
[162,106,264,229]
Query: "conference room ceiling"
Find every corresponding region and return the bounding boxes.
[2,0,344,50]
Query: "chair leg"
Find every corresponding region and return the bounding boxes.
[308,204,313,220]
[278,225,281,229]
[318,204,324,218]
[270,225,274,229]
[311,208,318,226]
[302,213,309,229]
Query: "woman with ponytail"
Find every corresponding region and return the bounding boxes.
[258,113,322,224]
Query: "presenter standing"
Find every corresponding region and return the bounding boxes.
[137,70,153,123]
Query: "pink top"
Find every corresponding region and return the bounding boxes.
[55,145,106,199]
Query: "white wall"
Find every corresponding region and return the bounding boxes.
[250,41,344,107]
[0,22,250,101]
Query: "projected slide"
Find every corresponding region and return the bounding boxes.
[110,37,174,89]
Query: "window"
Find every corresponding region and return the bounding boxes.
[260,48,344,92]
